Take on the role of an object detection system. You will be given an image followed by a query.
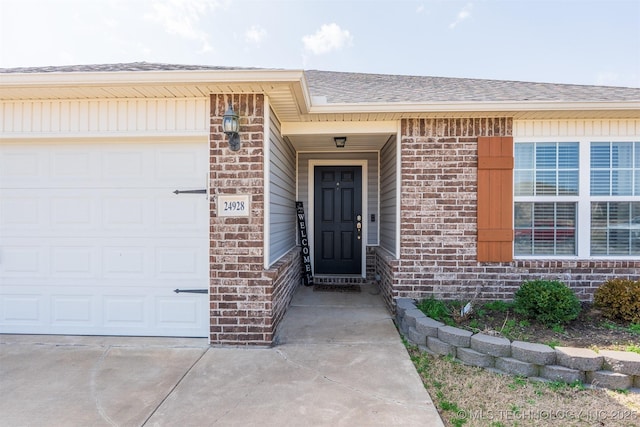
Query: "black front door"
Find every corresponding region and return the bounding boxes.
[314,166,363,274]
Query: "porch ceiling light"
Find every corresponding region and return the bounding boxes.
[222,102,241,151]
[334,136,347,148]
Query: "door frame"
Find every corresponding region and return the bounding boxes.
[308,159,368,277]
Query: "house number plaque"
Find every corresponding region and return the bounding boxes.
[217,195,250,217]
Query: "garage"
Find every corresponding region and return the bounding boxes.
[0,140,210,337]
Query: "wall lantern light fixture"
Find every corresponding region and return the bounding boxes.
[222,102,241,151]
[334,136,347,148]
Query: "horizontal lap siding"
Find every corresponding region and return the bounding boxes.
[380,136,397,255]
[1,99,209,135]
[514,119,640,137]
[268,110,297,265]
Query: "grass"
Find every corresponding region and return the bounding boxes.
[416,298,458,326]
[406,343,640,427]
[603,321,640,336]
[544,340,561,349]
[626,344,640,355]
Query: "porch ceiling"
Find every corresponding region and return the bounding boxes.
[286,133,393,152]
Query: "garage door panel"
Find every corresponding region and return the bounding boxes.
[51,196,96,227]
[103,247,147,276]
[0,191,206,237]
[1,143,207,189]
[1,238,206,278]
[1,284,207,335]
[51,295,94,324]
[158,297,199,324]
[104,296,146,325]
[102,151,146,181]
[0,196,41,227]
[156,247,201,277]
[51,246,96,277]
[103,196,146,228]
[0,149,46,183]
[0,141,209,337]
[1,294,43,323]
[0,246,43,275]
[156,196,203,228]
[52,151,94,180]
[156,149,206,183]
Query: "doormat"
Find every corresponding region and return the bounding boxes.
[313,284,361,293]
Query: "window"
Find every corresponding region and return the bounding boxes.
[514,140,640,257]
[590,142,640,256]
[590,142,639,196]
[591,202,640,255]
[515,202,576,255]
[514,142,578,255]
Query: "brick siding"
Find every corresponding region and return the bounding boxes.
[395,118,640,303]
[374,247,398,310]
[269,249,302,335]
[209,93,298,345]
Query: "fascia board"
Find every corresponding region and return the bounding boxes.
[308,101,640,114]
[0,69,307,87]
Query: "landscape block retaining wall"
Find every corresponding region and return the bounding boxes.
[396,298,640,391]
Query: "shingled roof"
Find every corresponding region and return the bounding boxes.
[0,62,266,73]
[304,70,640,104]
[1,62,639,105]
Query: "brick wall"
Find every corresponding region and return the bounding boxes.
[269,248,302,335]
[396,117,640,303]
[209,94,270,345]
[374,247,398,311]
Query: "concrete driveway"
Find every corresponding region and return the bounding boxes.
[0,335,208,426]
[1,284,442,426]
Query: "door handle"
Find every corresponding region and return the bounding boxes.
[356,214,362,240]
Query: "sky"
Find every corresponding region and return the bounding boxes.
[1,0,639,87]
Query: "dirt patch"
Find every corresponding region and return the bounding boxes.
[518,305,639,349]
[419,300,639,351]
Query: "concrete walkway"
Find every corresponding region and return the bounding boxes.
[0,283,443,426]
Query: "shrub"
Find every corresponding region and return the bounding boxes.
[593,278,640,324]
[513,280,581,326]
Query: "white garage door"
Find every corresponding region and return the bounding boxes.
[0,140,209,337]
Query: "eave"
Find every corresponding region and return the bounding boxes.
[1,69,639,122]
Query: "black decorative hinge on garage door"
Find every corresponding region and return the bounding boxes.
[173,189,207,195]
[174,288,208,294]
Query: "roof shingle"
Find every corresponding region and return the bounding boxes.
[1,62,638,104]
[304,70,640,103]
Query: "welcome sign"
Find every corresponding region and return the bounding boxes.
[296,201,313,286]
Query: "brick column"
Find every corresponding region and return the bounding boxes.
[209,94,273,345]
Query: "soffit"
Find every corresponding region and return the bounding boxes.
[289,134,393,152]
[2,68,638,123]
[1,83,307,123]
